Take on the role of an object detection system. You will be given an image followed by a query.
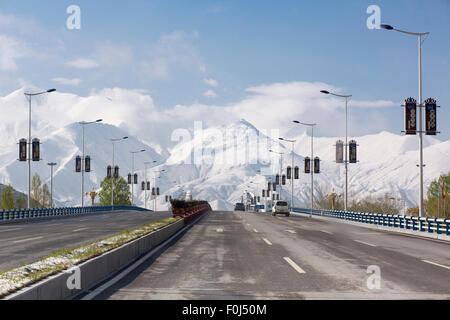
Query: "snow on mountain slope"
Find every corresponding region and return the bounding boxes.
[0,115,447,211]
[0,123,165,206]
[135,119,449,211]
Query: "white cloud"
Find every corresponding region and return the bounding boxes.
[141,30,204,79]
[0,35,27,70]
[66,58,99,69]
[204,78,218,87]
[92,42,133,68]
[203,89,217,98]
[350,99,397,108]
[0,82,397,152]
[0,13,42,36]
[51,77,82,86]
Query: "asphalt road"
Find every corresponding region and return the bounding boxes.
[0,210,171,271]
[96,210,450,300]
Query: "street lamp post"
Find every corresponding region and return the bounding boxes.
[380,24,430,218]
[110,136,128,210]
[269,150,284,200]
[293,121,317,218]
[144,161,157,210]
[130,149,146,206]
[279,138,297,211]
[321,90,352,211]
[47,162,57,208]
[152,169,165,211]
[79,119,102,212]
[24,88,56,209]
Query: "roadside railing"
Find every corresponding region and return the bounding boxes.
[0,205,150,223]
[292,207,450,236]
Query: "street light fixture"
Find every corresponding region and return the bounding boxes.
[279,137,296,211]
[380,23,430,218]
[23,88,56,209]
[292,121,317,218]
[152,169,165,211]
[144,160,157,210]
[79,119,102,212]
[130,149,146,206]
[269,149,284,201]
[110,136,128,210]
[320,90,352,211]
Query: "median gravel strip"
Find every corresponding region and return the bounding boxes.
[0,217,180,298]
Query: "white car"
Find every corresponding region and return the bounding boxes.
[272,200,290,216]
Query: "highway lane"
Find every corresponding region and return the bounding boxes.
[0,210,171,271]
[96,210,450,300]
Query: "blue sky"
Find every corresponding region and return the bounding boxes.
[0,0,449,141]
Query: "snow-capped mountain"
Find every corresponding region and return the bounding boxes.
[135,119,450,211]
[0,122,165,206]
[0,117,448,211]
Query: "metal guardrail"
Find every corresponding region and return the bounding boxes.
[0,206,150,223]
[292,207,450,236]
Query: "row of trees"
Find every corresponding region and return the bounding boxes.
[424,172,449,218]
[98,176,131,206]
[1,174,133,210]
[0,173,53,210]
[314,172,449,218]
[314,187,401,215]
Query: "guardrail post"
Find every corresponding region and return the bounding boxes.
[419,218,425,232]
[427,218,434,233]
[436,219,442,235]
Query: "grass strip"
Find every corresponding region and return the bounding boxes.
[0,217,180,298]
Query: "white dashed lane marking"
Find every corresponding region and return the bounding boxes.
[422,260,450,270]
[262,238,272,245]
[354,240,377,247]
[0,227,23,233]
[13,236,43,244]
[286,230,296,234]
[283,257,306,274]
[73,227,89,232]
[253,229,259,233]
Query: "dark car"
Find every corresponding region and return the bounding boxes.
[234,203,245,211]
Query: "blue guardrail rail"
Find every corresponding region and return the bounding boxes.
[0,205,150,223]
[292,207,450,236]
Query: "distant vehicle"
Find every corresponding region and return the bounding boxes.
[272,200,290,216]
[234,203,245,211]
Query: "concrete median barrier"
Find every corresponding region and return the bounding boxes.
[4,219,184,300]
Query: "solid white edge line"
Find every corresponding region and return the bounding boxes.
[354,240,377,247]
[0,227,23,232]
[262,238,272,245]
[283,257,306,274]
[422,260,450,270]
[81,217,202,300]
[13,236,43,244]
